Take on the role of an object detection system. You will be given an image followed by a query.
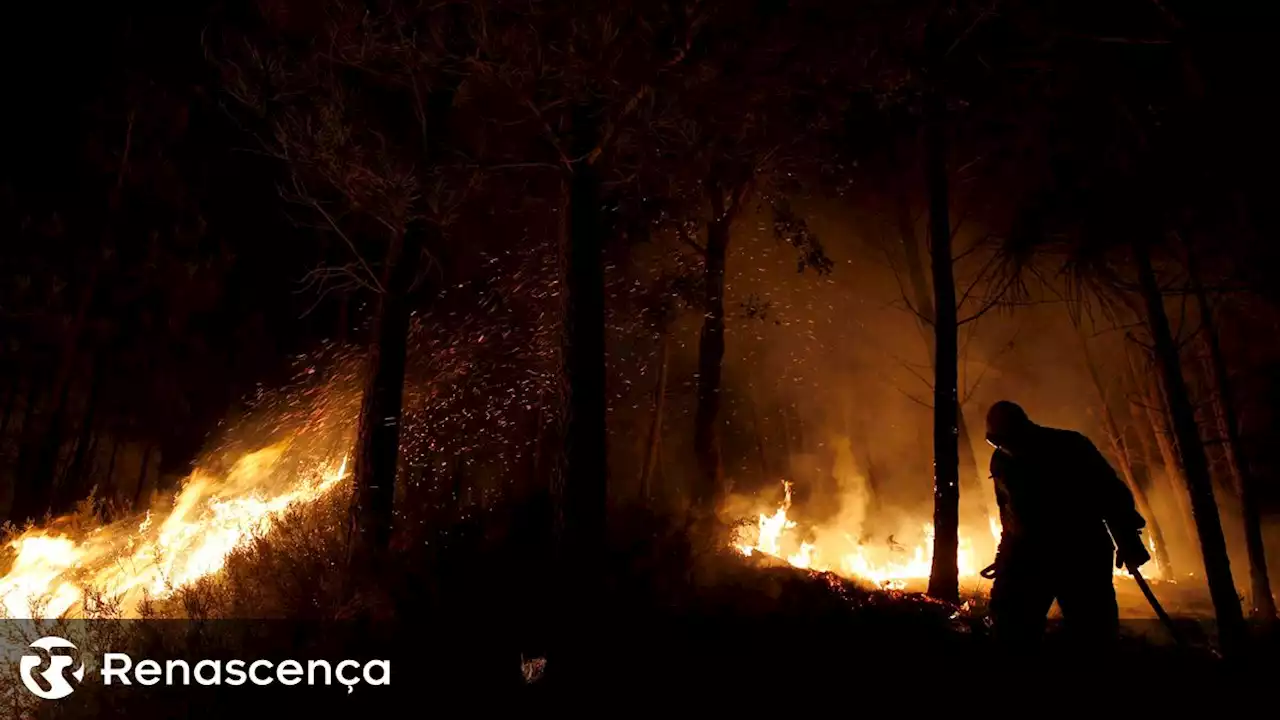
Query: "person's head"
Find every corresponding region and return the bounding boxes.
[985,400,1032,452]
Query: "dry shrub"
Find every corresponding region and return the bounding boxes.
[154,486,353,621]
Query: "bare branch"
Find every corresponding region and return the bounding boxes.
[676,222,706,256]
[894,384,935,410]
[957,271,1019,326]
[955,244,1001,310]
[521,97,573,169]
[963,324,1021,404]
[282,176,385,294]
[1060,34,1172,44]
[296,264,373,318]
[889,352,935,391]
[946,2,1001,58]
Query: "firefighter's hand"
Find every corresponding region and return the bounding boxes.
[981,550,1006,579]
[1115,535,1152,570]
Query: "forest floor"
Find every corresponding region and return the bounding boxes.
[19,504,1276,718]
[517,550,1275,711]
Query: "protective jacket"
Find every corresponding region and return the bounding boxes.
[990,425,1145,563]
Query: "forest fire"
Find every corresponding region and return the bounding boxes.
[0,443,348,619]
[734,480,1166,588]
[733,480,990,589]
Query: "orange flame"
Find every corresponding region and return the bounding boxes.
[734,480,1166,588]
[0,444,348,619]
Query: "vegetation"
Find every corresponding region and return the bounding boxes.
[0,0,1279,707]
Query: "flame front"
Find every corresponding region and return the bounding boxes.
[0,444,349,619]
[734,480,1165,589]
[734,480,988,589]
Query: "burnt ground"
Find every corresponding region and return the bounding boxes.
[24,524,1277,719]
[517,552,1273,713]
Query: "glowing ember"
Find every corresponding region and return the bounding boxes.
[0,444,348,619]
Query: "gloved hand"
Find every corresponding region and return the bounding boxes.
[981,549,1006,579]
[1115,533,1152,570]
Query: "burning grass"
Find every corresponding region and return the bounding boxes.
[0,384,1229,717]
[731,480,1169,593]
[0,446,350,621]
[0,467,1241,715]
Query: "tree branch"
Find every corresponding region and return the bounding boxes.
[284,177,385,294]
[676,222,706,255]
[894,384,934,410]
[957,259,1020,326]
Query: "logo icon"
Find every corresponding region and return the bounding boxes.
[19,636,85,700]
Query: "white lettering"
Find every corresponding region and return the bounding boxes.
[135,660,162,686]
[194,660,222,685]
[277,660,302,686]
[307,660,331,685]
[93,653,386,690]
[166,659,191,685]
[249,660,273,686]
[225,660,247,686]
[335,660,360,694]
[102,653,132,685]
[363,660,390,686]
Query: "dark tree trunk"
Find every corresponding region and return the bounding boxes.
[6,376,44,518]
[19,116,126,523]
[1079,332,1172,574]
[348,225,423,562]
[924,21,960,604]
[14,271,97,524]
[0,377,16,439]
[451,457,464,516]
[896,193,989,527]
[639,330,670,503]
[337,289,351,345]
[1124,361,1160,483]
[749,389,770,484]
[16,385,70,524]
[132,443,154,511]
[562,104,609,565]
[777,399,792,459]
[1127,344,1197,549]
[1134,242,1246,655]
[1190,264,1276,621]
[346,78,455,565]
[104,437,120,502]
[529,400,546,499]
[694,191,730,520]
[59,353,106,512]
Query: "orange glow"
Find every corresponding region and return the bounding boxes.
[0,444,348,619]
[734,480,1166,588]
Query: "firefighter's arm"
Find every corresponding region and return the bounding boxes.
[989,452,1014,564]
[1082,436,1150,568]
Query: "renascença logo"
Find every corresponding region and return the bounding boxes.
[19,636,86,700]
[15,634,391,699]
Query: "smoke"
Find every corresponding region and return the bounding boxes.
[607,189,1277,604]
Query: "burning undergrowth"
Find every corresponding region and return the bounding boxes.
[0,239,563,624]
[728,474,1000,593]
[728,471,1167,594]
[0,352,363,621]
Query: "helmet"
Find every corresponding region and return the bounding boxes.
[985,400,1031,450]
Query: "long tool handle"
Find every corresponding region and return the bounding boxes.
[1128,565,1187,647]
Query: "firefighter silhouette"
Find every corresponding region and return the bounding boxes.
[983,400,1151,650]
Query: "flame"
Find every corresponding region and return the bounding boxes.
[735,480,1167,589]
[1113,532,1165,581]
[0,444,349,619]
[734,481,989,590]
